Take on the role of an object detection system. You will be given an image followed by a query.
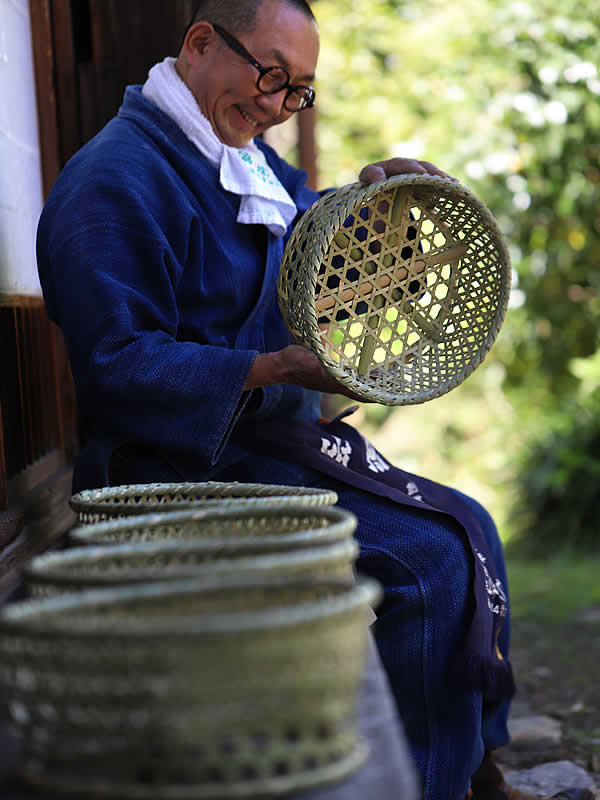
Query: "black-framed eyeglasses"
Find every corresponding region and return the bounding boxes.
[211,23,315,112]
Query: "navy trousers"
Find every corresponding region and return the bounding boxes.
[110,448,511,800]
[216,455,511,800]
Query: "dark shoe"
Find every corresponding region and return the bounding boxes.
[546,792,594,800]
[500,787,593,800]
[473,781,594,800]
[471,751,595,800]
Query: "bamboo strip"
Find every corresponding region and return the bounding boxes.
[315,244,467,313]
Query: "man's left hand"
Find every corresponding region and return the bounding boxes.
[359,158,457,185]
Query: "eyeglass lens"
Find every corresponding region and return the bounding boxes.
[257,70,313,110]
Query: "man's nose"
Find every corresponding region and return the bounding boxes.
[255,90,288,117]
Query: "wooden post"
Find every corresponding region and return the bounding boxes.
[297,0,319,190]
[0,401,7,510]
[51,0,82,166]
[28,0,61,198]
[297,105,318,190]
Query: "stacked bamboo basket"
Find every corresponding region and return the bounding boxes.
[0,481,379,799]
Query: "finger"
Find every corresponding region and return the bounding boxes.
[344,387,370,403]
[369,159,427,178]
[359,164,387,184]
[418,161,459,182]
[361,158,459,184]
[389,158,427,175]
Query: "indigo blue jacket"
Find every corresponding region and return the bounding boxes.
[37,86,322,490]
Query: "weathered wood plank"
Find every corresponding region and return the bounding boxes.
[0,510,24,550]
[0,402,7,509]
[11,308,30,469]
[1,463,75,595]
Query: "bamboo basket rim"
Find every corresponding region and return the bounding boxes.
[68,504,357,547]
[25,538,359,589]
[69,481,337,511]
[1,576,380,637]
[278,172,511,405]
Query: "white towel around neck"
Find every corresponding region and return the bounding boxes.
[142,57,297,237]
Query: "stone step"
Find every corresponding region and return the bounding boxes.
[502,760,597,798]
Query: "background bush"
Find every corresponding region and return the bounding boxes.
[288,0,600,550]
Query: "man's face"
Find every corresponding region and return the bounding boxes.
[187,0,319,148]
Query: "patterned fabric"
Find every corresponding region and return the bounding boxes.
[235,411,515,706]
[214,451,512,800]
[142,58,297,236]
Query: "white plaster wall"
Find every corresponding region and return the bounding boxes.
[0,0,43,296]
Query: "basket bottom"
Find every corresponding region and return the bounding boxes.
[19,741,368,798]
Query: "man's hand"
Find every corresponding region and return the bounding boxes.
[246,346,366,402]
[359,158,457,185]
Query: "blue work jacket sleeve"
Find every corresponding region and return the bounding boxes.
[37,172,257,472]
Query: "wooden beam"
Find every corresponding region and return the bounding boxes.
[0,294,44,308]
[28,0,61,199]
[49,322,67,454]
[297,0,319,188]
[0,401,7,510]
[51,0,82,165]
[297,105,318,190]
[2,459,75,597]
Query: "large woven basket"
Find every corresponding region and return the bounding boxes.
[0,576,379,798]
[70,482,338,524]
[278,173,511,405]
[68,504,356,548]
[25,537,359,597]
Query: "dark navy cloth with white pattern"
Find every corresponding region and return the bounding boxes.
[235,410,515,706]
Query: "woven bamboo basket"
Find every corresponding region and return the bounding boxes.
[25,537,359,597]
[68,504,355,548]
[0,576,379,798]
[70,482,338,524]
[278,173,511,405]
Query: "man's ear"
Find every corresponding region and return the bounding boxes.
[184,21,216,59]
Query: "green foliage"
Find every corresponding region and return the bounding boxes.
[507,551,600,621]
[308,0,600,551]
[470,1,600,398]
[508,389,600,553]
[315,0,600,391]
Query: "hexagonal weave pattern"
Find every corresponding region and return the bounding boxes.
[278,174,511,405]
[70,482,339,524]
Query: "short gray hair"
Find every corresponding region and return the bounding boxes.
[185,0,315,35]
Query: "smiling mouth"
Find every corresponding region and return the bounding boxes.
[237,106,259,128]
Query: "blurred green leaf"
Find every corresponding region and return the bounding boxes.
[308,0,600,553]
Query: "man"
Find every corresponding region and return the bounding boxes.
[35,2,589,800]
